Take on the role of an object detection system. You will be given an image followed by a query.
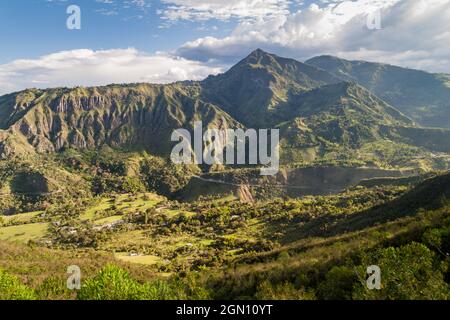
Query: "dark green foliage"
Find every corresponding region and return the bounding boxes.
[10,171,49,194]
[140,156,199,197]
[318,266,358,300]
[91,174,145,195]
[353,243,449,300]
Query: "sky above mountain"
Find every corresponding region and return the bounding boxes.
[0,0,449,95]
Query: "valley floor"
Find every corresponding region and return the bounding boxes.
[1,171,449,300]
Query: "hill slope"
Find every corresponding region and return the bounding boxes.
[305,55,450,128]
[1,49,450,171]
[0,84,241,159]
[201,49,341,127]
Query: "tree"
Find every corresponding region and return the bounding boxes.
[353,243,449,300]
[318,266,358,300]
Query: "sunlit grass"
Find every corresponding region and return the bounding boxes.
[0,211,42,225]
[114,252,162,266]
[94,215,123,225]
[80,193,164,221]
[0,223,48,243]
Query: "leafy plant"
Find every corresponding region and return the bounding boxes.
[0,269,36,300]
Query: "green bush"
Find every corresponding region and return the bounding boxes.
[167,274,211,300]
[35,276,73,300]
[77,265,211,300]
[0,269,36,300]
[318,266,358,300]
[423,223,450,256]
[353,243,449,300]
[77,265,149,300]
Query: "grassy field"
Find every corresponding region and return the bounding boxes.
[0,223,49,243]
[0,211,42,225]
[94,215,123,225]
[80,193,165,221]
[114,252,162,266]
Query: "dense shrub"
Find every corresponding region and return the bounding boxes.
[35,276,73,300]
[92,174,145,195]
[318,266,358,300]
[77,265,149,300]
[0,269,36,300]
[353,243,449,300]
[77,265,210,300]
[140,156,199,196]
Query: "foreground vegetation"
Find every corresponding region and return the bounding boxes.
[1,156,449,299]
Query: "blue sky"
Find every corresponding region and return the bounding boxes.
[0,0,234,63]
[1,0,449,95]
[0,0,315,63]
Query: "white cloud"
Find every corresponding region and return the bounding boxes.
[0,48,223,95]
[160,0,291,22]
[4,0,450,96]
[176,0,450,73]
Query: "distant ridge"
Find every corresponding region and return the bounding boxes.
[1,49,450,171]
[306,55,450,128]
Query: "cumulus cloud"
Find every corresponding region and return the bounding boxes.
[176,0,450,73]
[0,48,223,95]
[159,0,291,22]
[3,0,449,96]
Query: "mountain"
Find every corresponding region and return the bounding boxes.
[305,55,450,128]
[1,49,450,171]
[201,49,341,127]
[0,84,241,159]
[277,81,418,162]
[285,81,412,125]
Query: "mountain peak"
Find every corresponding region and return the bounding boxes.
[249,48,268,56]
[240,48,278,67]
[307,55,340,61]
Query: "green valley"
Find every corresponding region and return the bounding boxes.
[1,50,450,300]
